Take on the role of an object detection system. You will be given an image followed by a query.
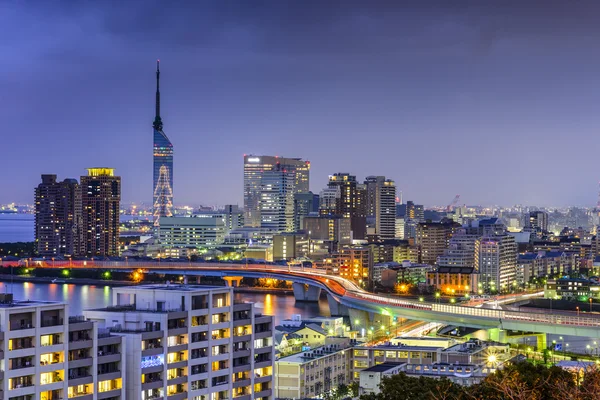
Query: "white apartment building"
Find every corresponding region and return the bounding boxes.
[0,293,126,400]
[275,343,351,399]
[84,284,274,400]
[475,235,518,291]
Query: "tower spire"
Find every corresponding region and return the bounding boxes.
[153,59,163,131]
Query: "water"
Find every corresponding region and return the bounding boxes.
[0,214,34,242]
[0,281,328,324]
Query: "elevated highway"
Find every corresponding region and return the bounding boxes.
[22,260,600,339]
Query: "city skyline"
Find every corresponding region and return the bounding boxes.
[3,2,600,207]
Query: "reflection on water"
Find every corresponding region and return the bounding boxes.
[0,282,329,324]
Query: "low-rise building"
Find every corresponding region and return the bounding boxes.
[427,267,479,295]
[359,363,403,395]
[274,342,351,399]
[158,216,226,248]
[545,277,600,301]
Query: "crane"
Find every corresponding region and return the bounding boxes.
[446,195,460,212]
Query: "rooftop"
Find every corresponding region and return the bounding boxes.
[277,343,350,363]
[115,284,231,293]
[361,362,402,373]
[0,295,65,309]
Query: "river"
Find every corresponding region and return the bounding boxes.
[0,281,329,324]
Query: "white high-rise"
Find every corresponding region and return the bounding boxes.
[84,284,274,400]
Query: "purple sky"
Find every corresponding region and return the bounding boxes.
[3,1,600,207]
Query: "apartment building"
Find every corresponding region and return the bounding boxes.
[83,284,274,400]
[0,293,126,400]
[275,343,351,399]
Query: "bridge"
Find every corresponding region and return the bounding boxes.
[13,259,600,343]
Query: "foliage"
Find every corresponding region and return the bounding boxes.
[358,362,600,400]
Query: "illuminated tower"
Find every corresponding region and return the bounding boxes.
[153,60,174,226]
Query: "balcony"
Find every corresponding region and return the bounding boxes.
[10,321,34,331]
[41,318,64,328]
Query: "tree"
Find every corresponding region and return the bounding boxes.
[359,373,465,400]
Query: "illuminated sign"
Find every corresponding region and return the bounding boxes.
[247,157,261,163]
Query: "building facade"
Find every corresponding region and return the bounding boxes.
[326,173,367,240]
[243,155,310,228]
[259,169,296,233]
[34,174,81,257]
[0,295,126,400]
[475,235,518,292]
[153,61,174,225]
[84,285,274,400]
[157,216,226,248]
[81,168,121,257]
[415,220,459,265]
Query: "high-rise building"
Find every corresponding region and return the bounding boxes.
[303,215,352,254]
[327,173,367,239]
[527,211,548,233]
[405,201,424,222]
[34,174,81,256]
[415,220,460,265]
[364,176,396,239]
[243,155,310,228]
[293,192,319,231]
[153,61,174,226]
[318,187,340,216]
[437,228,480,269]
[260,168,296,232]
[81,168,121,257]
[84,284,274,400]
[0,295,126,400]
[476,234,518,292]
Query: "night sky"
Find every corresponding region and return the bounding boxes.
[3,1,600,207]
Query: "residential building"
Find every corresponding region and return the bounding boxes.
[364,177,396,239]
[244,155,310,228]
[415,220,459,265]
[331,246,373,286]
[544,277,600,301]
[81,168,121,257]
[157,216,226,248]
[0,294,126,400]
[517,251,577,286]
[395,218,405,239]
[326,173,367,240]
[403,201,424,222]
[275,343,351,399]
[34,174,81,257]
[84,284,274,400]
[437,228,479,270]
[475,234,518,292]
[526,211,548,233]
[153,61,174,225]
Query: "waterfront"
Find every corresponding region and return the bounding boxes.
[0,281,330,323]
[0,213,34,242]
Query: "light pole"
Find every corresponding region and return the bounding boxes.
[590,298,593,312]
[435,292,440,304]
[577,306,580,317]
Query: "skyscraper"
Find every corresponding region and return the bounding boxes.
[153,60,174,226]
[81,168,121,257]
[259,168,295,232]
[34,174,81,256]
[364,176,396,239]
[326,173,367,239]
[243,155,310,227]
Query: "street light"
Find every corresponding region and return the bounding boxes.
[577,306,580,316]
[590,298,593,312]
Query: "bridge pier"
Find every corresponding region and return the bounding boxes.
[349,309,391,334]
[292,283,321,302]
[488,328,507,343]
[326,294,349,316]
[223,276,243,287]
